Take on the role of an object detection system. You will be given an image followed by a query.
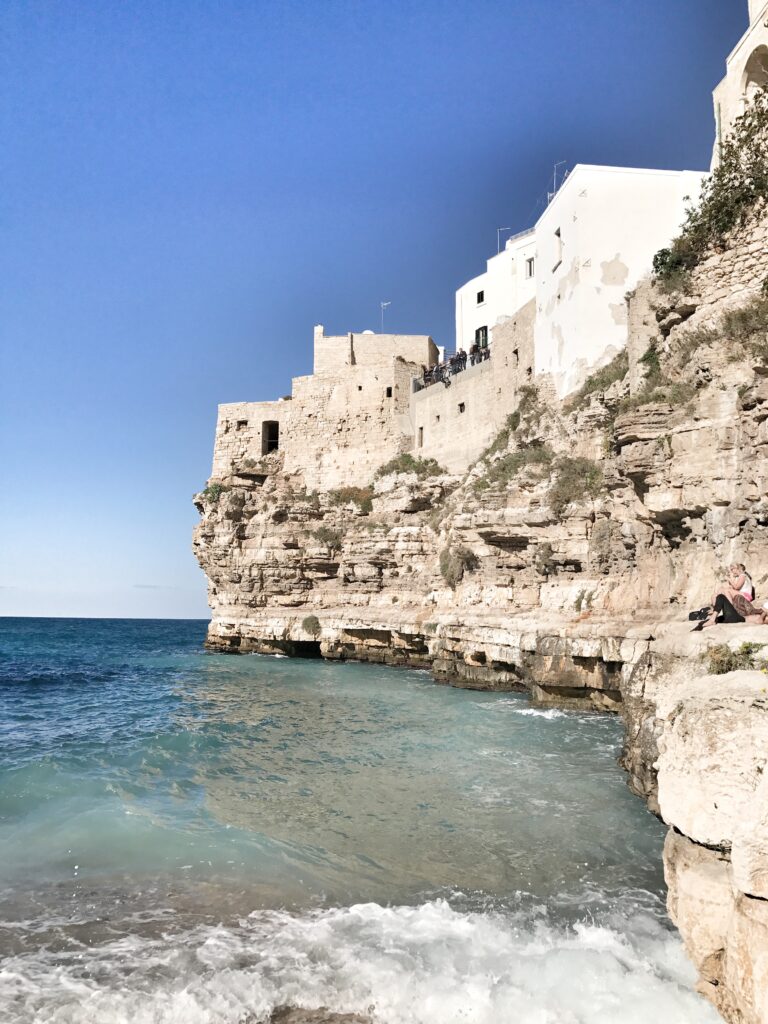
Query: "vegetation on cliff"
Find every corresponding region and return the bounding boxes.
[375,453,445,479]
[654,87,768,285]
[547,457,605,518]
[564,350,628,412]
[439,544,478,588]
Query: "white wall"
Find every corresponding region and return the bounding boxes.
[712,3,768,164]
[455,231,536,352]
[749,0,767,25]
[533,165,705,399]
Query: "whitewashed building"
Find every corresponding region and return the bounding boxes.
[455,163,705,400]
[533,164,704,398]
[712,0,768,166]
[455,230,536,353]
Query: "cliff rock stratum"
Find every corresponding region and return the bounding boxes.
[194,21,768,1022]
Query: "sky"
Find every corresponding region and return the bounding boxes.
[0,0,747,619]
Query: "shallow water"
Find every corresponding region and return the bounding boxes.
[0,618,719,1023]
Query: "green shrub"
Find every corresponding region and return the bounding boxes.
[548,457,604,518]
[327,486,374,513]
[311,526,342,552]
[654,88,768,279]
[201,483,227,502]
[427,504,446,533]
[652,260,694,296]
[618,380,697,413]
[722,295,768,362]
[517,384,542,425]
[565,349,629,411]
[439,545,479,588]
[705,642,764,675]
[618,344,696,411]
[375,453,445,479]
[673,325,719,364]
[638,342,662,385]
[302,615,321,637]
[473,442,554,493]
[480,412,520,460]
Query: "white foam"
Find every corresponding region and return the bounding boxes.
[0,900,719,1024]
[512,707,567,719]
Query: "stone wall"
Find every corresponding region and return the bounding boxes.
[211,400,287,477]
[282,358,419,489]
[313,325,437,374]
[691,214,768,322]
[210,328,440,490]
[410,301,535,472]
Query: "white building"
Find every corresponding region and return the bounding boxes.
[455,163,705,400]
[454,229,536,353]
[533,164,705,398]
[712,0,768,166]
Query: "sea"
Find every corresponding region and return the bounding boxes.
[0,617,719,1024]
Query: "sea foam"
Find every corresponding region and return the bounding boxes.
[0,899,720,1024]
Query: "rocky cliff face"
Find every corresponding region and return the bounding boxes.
[194,212,768,1022]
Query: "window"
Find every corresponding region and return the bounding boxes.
[261,420,279,454]
[236,419,248,430]
[418,427,424,448]
[553,228,563,272]
[386,386,392,398]
[358,385,362,391]
[475,326,488,349]
[476,290,485,304]
[525,257,535,278]
[435,414,440,423]
[458,403,465,414]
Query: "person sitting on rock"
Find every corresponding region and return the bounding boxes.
[699,566,765,628]
[711,563,755,607]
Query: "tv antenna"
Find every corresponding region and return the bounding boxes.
[380,301,391,332]
[548,161,567,204]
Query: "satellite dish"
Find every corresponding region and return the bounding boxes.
[362,329,375,334]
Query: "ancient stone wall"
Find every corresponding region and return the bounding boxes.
[692,214,768,321]
[211,400,287,477]
[313,325,437,374]
[210,328,440,489]
[410,301,535,472]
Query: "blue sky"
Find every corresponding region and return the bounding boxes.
[0,0,745,619]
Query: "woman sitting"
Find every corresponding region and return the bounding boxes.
[701,564,765,627]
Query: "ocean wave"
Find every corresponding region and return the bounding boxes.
[0,899,719,1024]
[511,707,568,719]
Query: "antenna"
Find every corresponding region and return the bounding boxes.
[380,301,391,332]
[548,161,567,204]
[497,227,512,254]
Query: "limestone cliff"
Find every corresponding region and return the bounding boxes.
[195,210,768,1021]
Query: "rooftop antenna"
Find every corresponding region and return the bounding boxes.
[547,161,567,204]
[497,226,512,254]
[380,301,391,332]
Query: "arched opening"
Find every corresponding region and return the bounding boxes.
[742,46,768,109]
[261,420,279,454]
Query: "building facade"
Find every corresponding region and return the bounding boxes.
[532,165,704,398]
[455,164,704,401]
[454,230,536,354]
[713,1,768,166]
[211,327,438,489]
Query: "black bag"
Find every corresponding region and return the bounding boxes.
[688,606,711,621]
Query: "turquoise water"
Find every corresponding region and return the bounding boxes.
[0,618,718,1023]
